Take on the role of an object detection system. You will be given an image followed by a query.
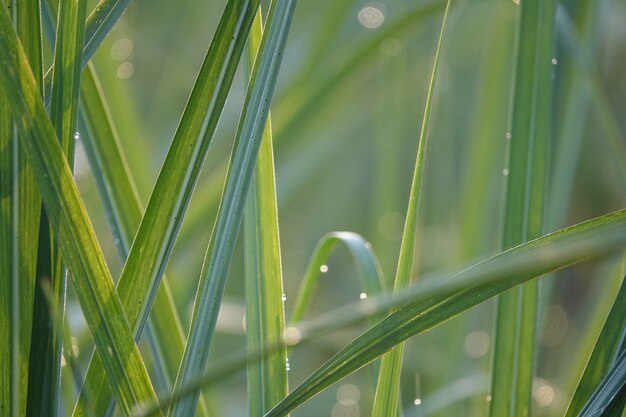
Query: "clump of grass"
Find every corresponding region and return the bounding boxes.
[0,0,625,417]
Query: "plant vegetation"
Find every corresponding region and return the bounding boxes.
[0,0,625,416]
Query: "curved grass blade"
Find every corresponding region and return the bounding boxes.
[136,210,626,417]
[264,210,626,417]
[371,1,451,416]
[74,63,211,417]
[0,9,162,416]
[168,2,297,416]
[243,9,289,417]
[576,350,626,417]
[490,1,556,416]
[565,274,626,417]
[290,231,385,325]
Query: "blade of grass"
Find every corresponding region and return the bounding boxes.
[72,1,264,415]
[168,2,297,415]
[290,231,385,325]
[0,62,19,417]
[136,209,626,417]
[45,0,89,414]
[371,1,451,416]
[564,274,626,417]
[576,349,626,417]
[490,1,556,416]
[76,63,212,416]
[0,8,162,416]
[0,1,46,416]
[243,9,289,417]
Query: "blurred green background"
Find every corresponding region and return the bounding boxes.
[62,0,626,415]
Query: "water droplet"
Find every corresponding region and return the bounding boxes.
[486,395,492,402]
[282,293,287,302]
[74,132,80,141]
[358,5,385,29]
[285,358,290,371]
[502,169,509,176]
[320,264,329,273]
[284,327,302,345]
[359,292,368,300]
[414,399,422,406]
[505,132,512,139]
[551,58,558,65]
[365,242,372,249]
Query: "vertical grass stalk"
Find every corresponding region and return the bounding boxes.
[244,11,289,416]
[489,1,556,416]
[371,1,452,415]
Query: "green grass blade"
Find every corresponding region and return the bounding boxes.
[45,0,89,414]
[243,9,289,416]
[169,2,297,416]
[73,63,211,417]
[138,210,626,417]
[0,9,162,416]
[564,274,626,417]
[576,349,626,417]
[372,1,451,416]
[3,1,45,416]
[290,232,385,325]
[0,68,18,417]
[490,1,556,416]
[264,210,626,417]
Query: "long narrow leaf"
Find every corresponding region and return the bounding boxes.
[244,9,289,417]
[576,349,626,417]
[372,1,451,415]
[45,0,89,414]
[169,2,297,415]
[0,8,162,416]
[565,274,626,416]
[3,1,45,416]
[490,1,556,416]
